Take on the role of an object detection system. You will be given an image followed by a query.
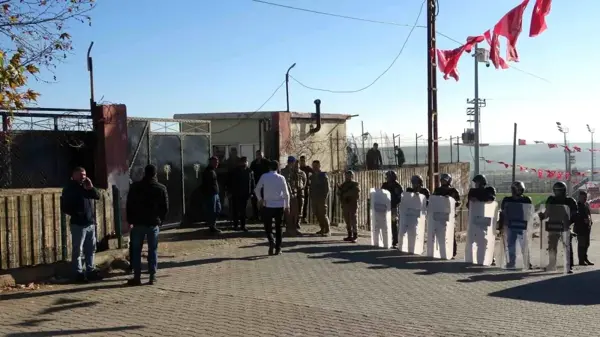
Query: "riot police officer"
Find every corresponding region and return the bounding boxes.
[540,181,578,273]
[575,190,593,266]
[498,181,533,269]
[433,173,461,258]
[381,171,403,248]
[467,174,497,264]
[406,175,430,199]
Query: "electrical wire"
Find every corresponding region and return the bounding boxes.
[289,0,425,94]
[211,80,285,134]
[251,0,551,84]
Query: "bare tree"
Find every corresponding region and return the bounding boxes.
[0,0,95,112]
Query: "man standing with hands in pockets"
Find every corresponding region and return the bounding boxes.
[254,160,290,256]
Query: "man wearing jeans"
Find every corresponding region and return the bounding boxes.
[126,164,168,285]
[254,160,290,255]
[61,167,101,283]
[202,156,222,233]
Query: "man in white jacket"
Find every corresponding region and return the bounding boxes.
[254,160,290,255]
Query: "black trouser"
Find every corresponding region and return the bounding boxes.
[231,195,249,228]
[578,235,590,264]
[262,207,284,250]
[453,238,457,258]
[391,219,398,246]
[569,234,574,268]
[301,187,310,221]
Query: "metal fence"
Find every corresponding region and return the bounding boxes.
[0,108,95,188]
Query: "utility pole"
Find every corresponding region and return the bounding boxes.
[557,122,571,194]
[467,46,489,177]
[588,124,595,182]
[450,135,453,163]
[426,0,438,191]
[285,63,296,112]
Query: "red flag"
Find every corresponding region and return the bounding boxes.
[485,30,510,69]
[485,160,493,164]
[493,0,530,62]
[556,171,563,180]
[529,0,552,37]
[561,145,571,152]
[547,143,558,148]
[518,139,527,145]
[437,35,485,81]
[537,170,543,178]
[546,170,556,178]
[565,172,571,180]
[573,146,582,152]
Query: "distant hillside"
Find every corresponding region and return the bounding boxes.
[353,143,595,172]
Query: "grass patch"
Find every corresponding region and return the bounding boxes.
[496,193,548,206]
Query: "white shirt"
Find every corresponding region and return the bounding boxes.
[255,171,290,209]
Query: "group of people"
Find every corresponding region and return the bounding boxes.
[60,158,594,285]
[373,170,593,273]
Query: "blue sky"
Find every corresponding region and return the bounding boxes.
[29,0,597,145]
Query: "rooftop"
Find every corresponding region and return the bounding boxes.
[173,111,352,121]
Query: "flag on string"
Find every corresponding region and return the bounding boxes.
[537,170,543,178]
[548,143,558,148]
[484,30,509,69]
[493,0,530,62]
[530,0,552,37]
[518,139,527,145]
[573,146,582,152]
[565,172,571,180]
[437,35,485,81]
[561,145,571,152]
[556,171,563,180]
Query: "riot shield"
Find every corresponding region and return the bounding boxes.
[497,202,534,270]
[465,201,499,266]
[398,192,427,255]
[370,188,392,248]
[426,195,456,260]
[540,204,571,274]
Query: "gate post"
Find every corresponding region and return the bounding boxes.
[60,209,68,261]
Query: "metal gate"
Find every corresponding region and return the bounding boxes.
[127,118,211,228]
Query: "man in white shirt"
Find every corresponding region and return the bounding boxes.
[254,160,290,255]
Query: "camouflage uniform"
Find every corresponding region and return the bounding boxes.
[310,171,331,235]
[338,179,360,240]
[281,165,307,235]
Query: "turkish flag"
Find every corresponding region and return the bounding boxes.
[493,0,530,62]
[556,171,563,180]
[565,172,571,180]
[537,170,543,179]
[547,143,558,148]
[518,139,527,145]
[530,0,552,37]
[437,35,485,81]
[573,146,582,152]
[484,30,509,70]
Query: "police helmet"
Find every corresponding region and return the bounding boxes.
[440,173,452,185]
[385,170,397,181]
[410,175,424,186]
[552,181,567,195]
[511,181,525,195]
[472,174,487,186]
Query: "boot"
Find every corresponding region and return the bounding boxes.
[351,232,358,243]
[343,230,353,242]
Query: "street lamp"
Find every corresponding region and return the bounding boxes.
[285,63,296,112]
[556,122,571,194]
[415,133,423,165]
[587,124,595,182]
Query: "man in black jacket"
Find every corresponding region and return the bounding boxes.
[61,167,101,283]
[203,156,222,233]
[126,164,169,285]
[228,157,255,231]
[250,151,269,220]
[575,190,593,266]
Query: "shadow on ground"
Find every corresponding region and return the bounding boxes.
[4,325,145,337]
[160,224,265,243]
[0,282,126,301]
[488,269,600,305]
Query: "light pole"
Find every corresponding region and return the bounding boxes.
[557,122,571,194]
[415,134,423,165]
[471,46,490,176]
[587,124,595,182]
[285,63,296,112]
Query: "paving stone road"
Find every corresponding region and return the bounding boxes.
[2,219,600,337]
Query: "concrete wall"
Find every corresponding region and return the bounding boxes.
[283,119,347,172]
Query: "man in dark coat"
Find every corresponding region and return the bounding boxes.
[202,156,222,233]
[228,157,255,231]
[126,164,169,285]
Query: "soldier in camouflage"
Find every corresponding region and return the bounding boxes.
[281,156,307,236]
[310,160,331,236]
[338,170,360,243]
